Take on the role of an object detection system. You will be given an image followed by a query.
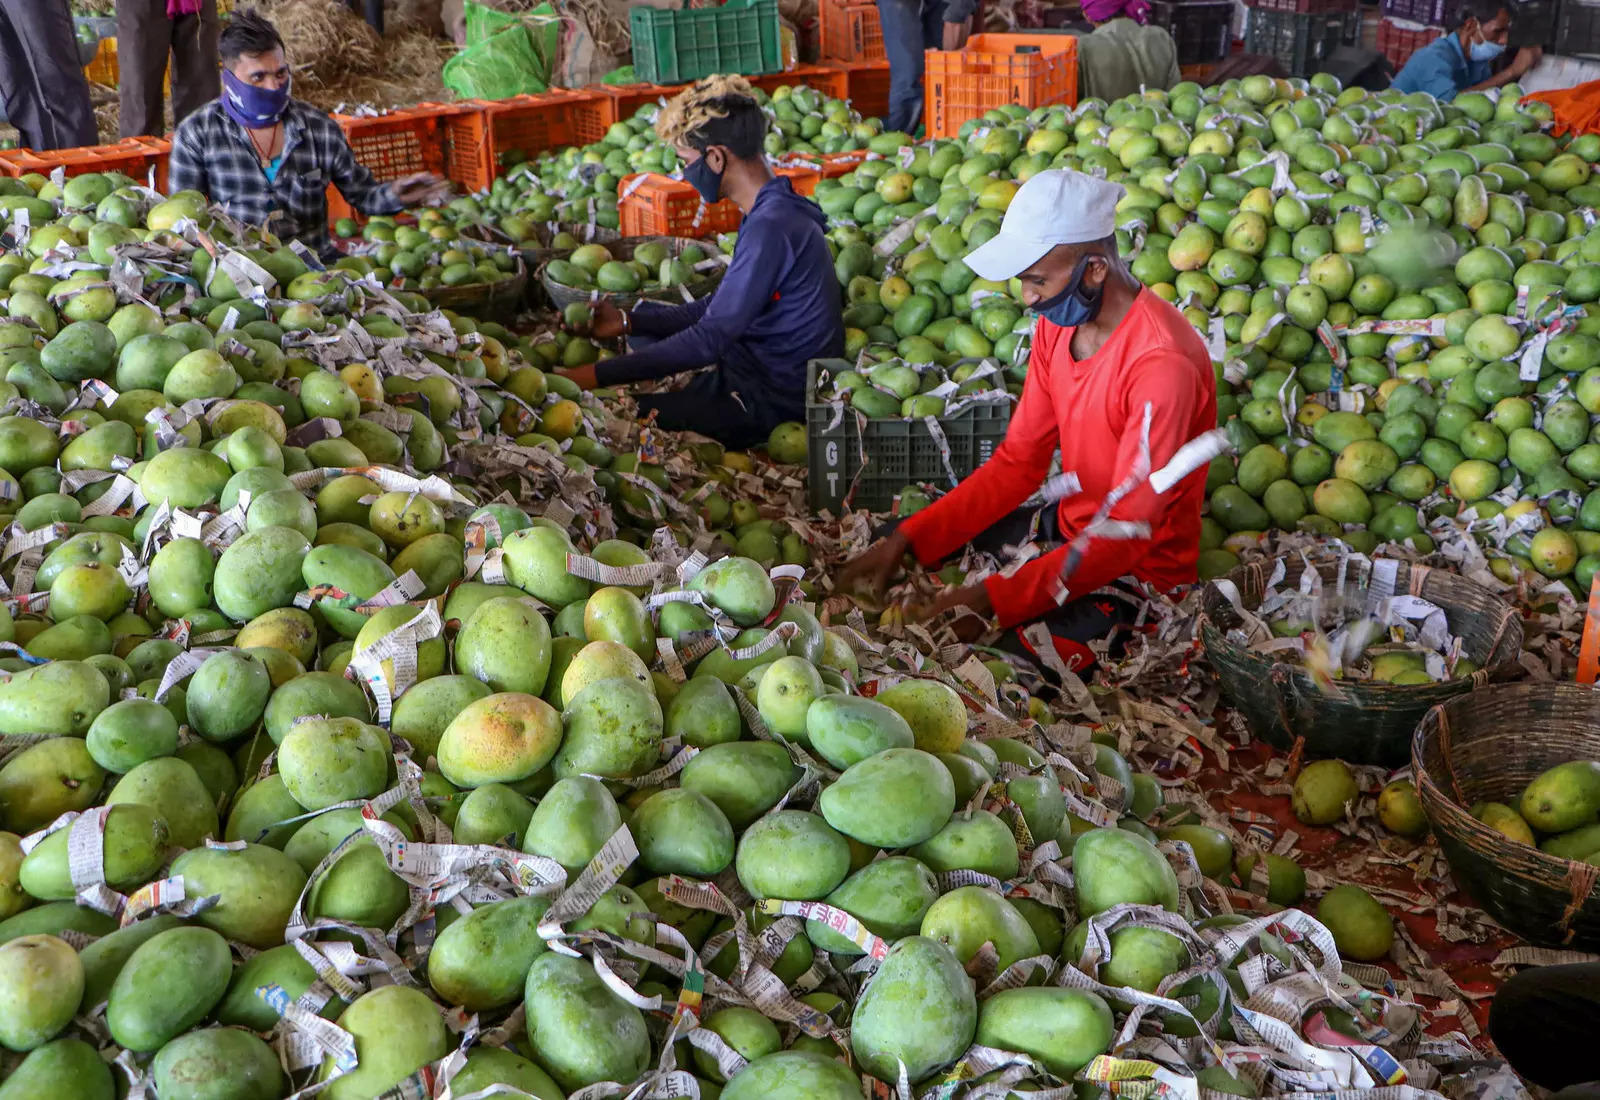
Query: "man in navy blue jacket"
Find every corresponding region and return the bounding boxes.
[557,76,845,448]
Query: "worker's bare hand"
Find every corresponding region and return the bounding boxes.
[836,529,911,602]
[1510,46,1542,77]
[907,582,993,641]
[589,300,627,341]
[942,17,971,50]
[555,364,599,391]
[391,172,451,206]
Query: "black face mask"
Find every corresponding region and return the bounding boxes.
[1031,253,1104,328]
[684,150,723,204]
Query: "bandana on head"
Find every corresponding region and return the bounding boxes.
[1081,0,1152,23]
[167,0,203,16]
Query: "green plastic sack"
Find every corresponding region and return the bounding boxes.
[445,1,561,100]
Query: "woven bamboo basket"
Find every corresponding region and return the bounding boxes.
[1414,684,1600,949]
[540,236,724,313]
[418,260,528,323]
[1199,555,1522,765]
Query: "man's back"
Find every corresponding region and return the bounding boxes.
[1391,32,1488,100]
[1077,19,1182,102]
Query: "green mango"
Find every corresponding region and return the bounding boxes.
[0,1038,114,1100]
[216,943,345,1032]
[278,716,388,811]
[687,555,775,626]
[805,694,914,769]
[664,674,741,748]
[169,842,307,949]
[633,788,735,877]
[522,953,650,1092]
[105,757,217,849]
[19,803,167,899]
[1005,775,1066,842]
[447,1045,562,1099]
[0,659,110,734]
[85,698,180,773]
[300,543,395,639]
[819,747,955,848]
[975,987,1115,1078]
[151,1026,285,1100]
[263,671,371,744]
[307,841,407,930]
[920,885,1040,972]
[452,783,535,846]
[552,676,663,780]
[427,894,551,1011]
[185,649,271,742]
[806,855,939,955]
[0,737,105,832]
[79,914,185,1011]
[213,525,313,623]
[1073,827,1181,916]
[138,448,231,510]
[735,809,850,900]
[27,614,113,661]
[454,596,553,695]
[850,935,976,1083]
[106,925,231,1052]
[521,776,621,877]
[722,1050,861,1100]
[502,526,590,608]
[908,810,1020,880]
[389,674,492,759]
[0,900,115,945]
[679,741,798,829]
[388,532,462,596]
[0,934,83,1050]
[319,985,450,1100]
[569,883,655,945]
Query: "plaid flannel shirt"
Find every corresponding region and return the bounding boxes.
[168,98,401,259]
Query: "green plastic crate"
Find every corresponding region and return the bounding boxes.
[805,358,1014,515]
[629,0,783,85]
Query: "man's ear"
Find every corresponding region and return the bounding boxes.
[706,146,727,173]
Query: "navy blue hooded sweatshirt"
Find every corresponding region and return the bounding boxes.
[593,176,845,421]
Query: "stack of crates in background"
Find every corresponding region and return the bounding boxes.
[922,32,1078,139]
[819,0,885,62]
[1508,0,1558,47]
[1554,0,1600,57]
[1243,0,1360,76]
[1149,0,1235,67]
[628,0,784,84]
[1375,15,1444,73]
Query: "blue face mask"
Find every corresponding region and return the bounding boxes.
[1033,254,1104,328]
[221,67,290,129]
[1469,34,1505,61]
[683,151,723,204]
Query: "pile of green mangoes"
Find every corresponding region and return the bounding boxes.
[0,142,1456,1098]
[546,239,713,297]
[1466,759,1600,857]
[328,207,522,292]
[467,82,883,236]
[816,353,1016,421]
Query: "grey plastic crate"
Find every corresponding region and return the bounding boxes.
[805,357,1014,515]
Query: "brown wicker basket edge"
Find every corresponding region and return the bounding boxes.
[1412,683,1600,949]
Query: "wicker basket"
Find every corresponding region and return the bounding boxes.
[418,261,528,323]
[1414,684,1600,949]
[464,221,621,270]
[540,235,725,313]
[1199,555,1522,765]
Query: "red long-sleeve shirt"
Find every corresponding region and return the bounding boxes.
[900,289,1216,628]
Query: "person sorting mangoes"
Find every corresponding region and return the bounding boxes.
[556,76,845,448]
[1390,0,1541,102]
[167,9,449,260]
[838,170,1215,675]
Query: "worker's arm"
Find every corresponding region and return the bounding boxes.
[979,351,1207,627]
[321,120,404,217]
[167,120,209,197]
[896,323,1063,565]
[627,296,713,339]
[1466,46,1542,92]
[593,219,784,387]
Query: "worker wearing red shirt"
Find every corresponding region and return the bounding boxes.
[839,169,1216,674]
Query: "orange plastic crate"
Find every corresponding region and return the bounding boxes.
[747,63,850,99]
[603,83,689,127]
[3,139,167,187]
[924,33,1078,139]
[618,172,741,238]
[327,101,482,224]
[841,59,891,118]
[476,90,613,182]
[819,0,885,62]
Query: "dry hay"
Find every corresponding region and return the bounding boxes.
[255,0,384,86]
[295,29,454,113]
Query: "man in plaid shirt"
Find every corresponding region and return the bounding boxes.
[168,9,446,259]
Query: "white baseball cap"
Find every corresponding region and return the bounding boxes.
[964,169,1125,282]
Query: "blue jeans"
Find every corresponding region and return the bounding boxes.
[876,0,947,134]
